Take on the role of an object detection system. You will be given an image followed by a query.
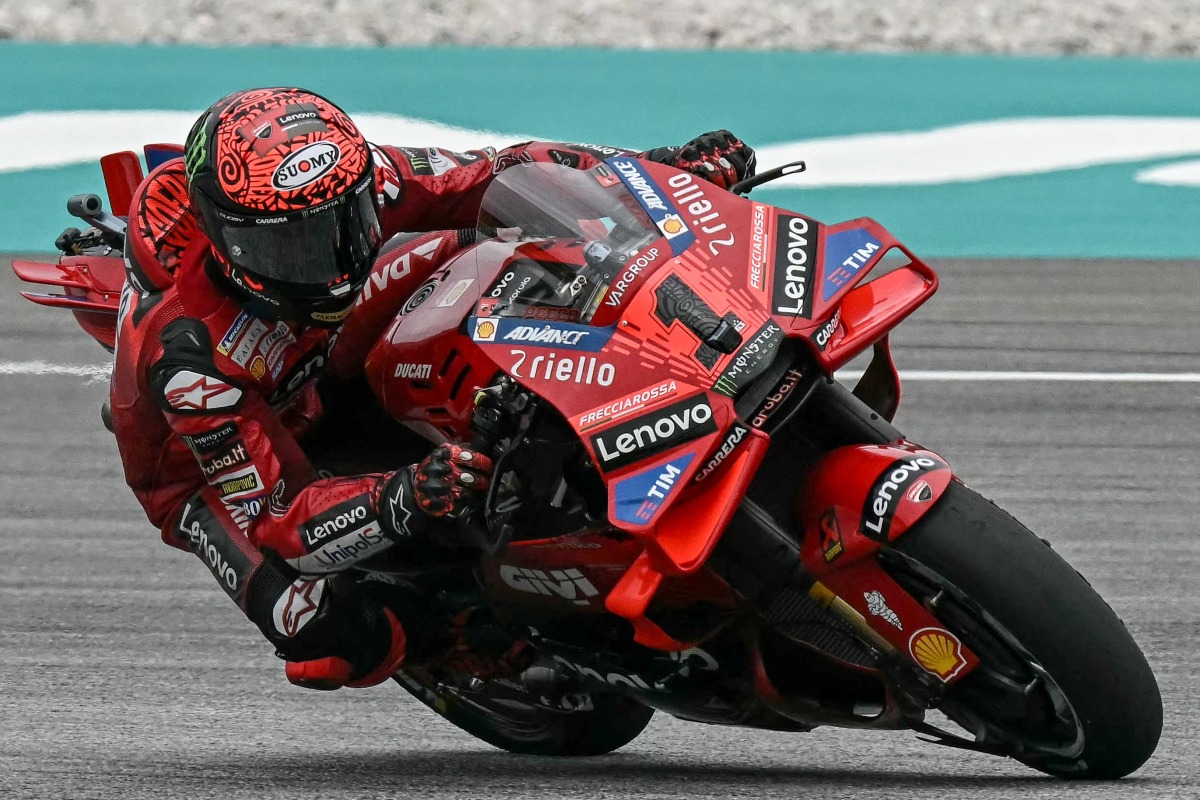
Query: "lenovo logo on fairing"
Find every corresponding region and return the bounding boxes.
[861,456,945,540]
[589,395,717,472]
[772,215,818,317]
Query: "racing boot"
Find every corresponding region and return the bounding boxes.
[246,567,408,690]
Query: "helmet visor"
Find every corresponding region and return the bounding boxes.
[202,177,381,286]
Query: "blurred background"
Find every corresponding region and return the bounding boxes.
[4,0,1200,257]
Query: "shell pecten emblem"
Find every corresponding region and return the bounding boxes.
[908,627,967,681]
[474,318,498,342]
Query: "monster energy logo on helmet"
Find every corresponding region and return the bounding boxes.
[185,125,208,181]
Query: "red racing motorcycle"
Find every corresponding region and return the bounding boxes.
[14,150,1161,779]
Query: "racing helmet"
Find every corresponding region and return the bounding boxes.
[184,87,383,326]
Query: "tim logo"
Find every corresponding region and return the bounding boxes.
[498,566,600,606]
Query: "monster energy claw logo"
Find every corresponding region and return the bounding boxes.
[186,128,208,179]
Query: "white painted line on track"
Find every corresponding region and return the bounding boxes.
[4,361,1200,384]
[0,361,110,378]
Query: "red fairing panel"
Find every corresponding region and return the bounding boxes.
[793,442,981,683]
[797,442,954,569]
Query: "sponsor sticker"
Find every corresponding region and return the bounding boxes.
[507,350,614,386]
[199,440,250,478]
[498,566,600,606]
[268,352,325,405]
[751,368,805,429]
[162,370,243,413]
[748,203,773,296]
[231,318,270,367]
[398,146,434,176]
[576,380,680,432]
[810,308,842,353]
[182,422,239,455]
[589,393,717,473]
[176,497,254,601]
[694,422,749,481]
[288,523,390,573]
[298,496,374,550]
[310,306,351,324]
[358,238,440,306]
[215,465,263,500]
[472,318,615,352]
[217,311,253,356]
[712,320,784,397]
[272,141,341,190]
[605,157,696,256]
[822,228,882,300]
[394,362,433,379]
[864,590,903,630]
[819,509,844,563]
[437,277,475,307]
[771,214,819,318]
[908,627,968,681]
[665,172,736,256]
[260,321,296,376]
[860,456,948,541]
[426,147,458,176]
[907,480,934,503]
[613,453,695,524]
[603,246,661,309]
[474,317,498,342]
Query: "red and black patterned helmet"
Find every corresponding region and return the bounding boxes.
[184,88,383,326]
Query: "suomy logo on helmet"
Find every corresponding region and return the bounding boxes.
[272,141,342,190]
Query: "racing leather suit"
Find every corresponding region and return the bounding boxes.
[109,138,728,675]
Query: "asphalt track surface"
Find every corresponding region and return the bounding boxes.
[2,256,1197,799]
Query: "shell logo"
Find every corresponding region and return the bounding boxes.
[658,214,687,237]
[250,356,266,380]
[908,627,967,681]
[474,319,498,342]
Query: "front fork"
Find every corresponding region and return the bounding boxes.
[709,376,980,704]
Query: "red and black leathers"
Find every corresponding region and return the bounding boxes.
[110,136,749,686]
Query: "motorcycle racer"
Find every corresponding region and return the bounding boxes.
[109,87,756,691]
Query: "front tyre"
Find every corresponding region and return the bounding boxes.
[393,668,655,756]
[885,481,1162,779]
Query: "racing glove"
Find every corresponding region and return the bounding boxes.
[378,445,495,541]
[642,130,757,191]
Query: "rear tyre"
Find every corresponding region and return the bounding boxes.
[394,669,655,756]
[886,481,1161,779]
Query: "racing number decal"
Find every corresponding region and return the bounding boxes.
[654,275,741,370]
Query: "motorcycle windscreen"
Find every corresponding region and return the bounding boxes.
[471,162,660,325]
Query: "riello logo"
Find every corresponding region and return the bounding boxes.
[272,141,342,190]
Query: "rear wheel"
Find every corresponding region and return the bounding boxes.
[884,481,1161,779]
[394,668,655,756]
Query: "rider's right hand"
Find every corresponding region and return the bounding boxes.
[377,445,494,540]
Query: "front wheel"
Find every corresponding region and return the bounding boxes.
[393,668,655,756]
[884,481,1162,779]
